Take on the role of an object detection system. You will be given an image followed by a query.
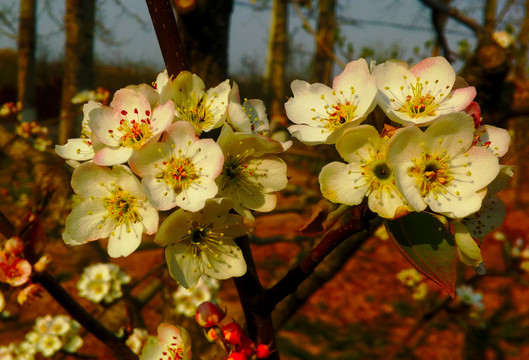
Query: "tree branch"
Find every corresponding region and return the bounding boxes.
[33,271,139,360]
[273,217,381,328]
[292,2,345,69]
[418,0,484,35]
[233,235,279,360]
[146,0,190,77]
[254,206,373,315]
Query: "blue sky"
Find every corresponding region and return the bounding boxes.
[0,0,476,76]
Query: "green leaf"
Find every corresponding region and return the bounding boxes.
[385,212,457,297]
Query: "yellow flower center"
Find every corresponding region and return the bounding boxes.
[159,156,199,193]
[177,92,218,133]
[309,87,359,132]
[327,102,357,129]
[410,154,454,199]
[391,77,447,119]
[103,187,141,226]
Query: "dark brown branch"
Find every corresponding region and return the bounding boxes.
[33,271,139,360]
[431,0,454,62]
[254,207,373,315]
[0,208,138,360]
[273,218,380,328]
[418,0,484,35]
[233,235,279,360]
[145,0,190,77]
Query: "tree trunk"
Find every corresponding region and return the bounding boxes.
[265,0,288,130]
[174,0,233,88]
[17,0,37,123]
[58,0,95,145]
[311,0,335,85]
[515,0,529,78]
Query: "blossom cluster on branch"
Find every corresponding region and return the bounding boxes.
[55,70,289,289]
[52,55,512,358]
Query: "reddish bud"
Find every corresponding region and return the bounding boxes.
[195,302,225,328]
[222,322,243,345]
[256,344,272,359]
[226,351,247,360]
[5,237,24,255]
[205,327,221,342]
[239,335,255,357]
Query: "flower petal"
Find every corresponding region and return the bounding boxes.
[107,221,143,257]
[93,146,133,166]
[55,138,95,161]
[319,162,368,205]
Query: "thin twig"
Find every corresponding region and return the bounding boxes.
[418,0,484,35]
[292,3,346,69]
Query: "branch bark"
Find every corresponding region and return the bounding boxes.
[254,207,373,315]
[273,218,380,328]
[418,0,483,35]
[146,0,190,77]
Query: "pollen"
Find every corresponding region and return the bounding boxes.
[102,187,141,226]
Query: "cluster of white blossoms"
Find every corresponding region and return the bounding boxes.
[20,315,83,358]
[56,70,289,288]
[287,56,512,272]
[0,341,35,360]
[173,275,220,317]
[77,263,131,303]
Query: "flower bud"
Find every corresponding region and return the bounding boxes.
[239,336,255,357]
[33,255,51,273]
[227,351,247,360]
[256,344,272,359]
[222,322,243,345]
[205,327,221,342]
[195,301,225,328]
[5,237,24,255]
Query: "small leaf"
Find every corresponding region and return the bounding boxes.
[385,212,457,297]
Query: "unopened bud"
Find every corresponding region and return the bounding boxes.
[256,343,272,359]
[5,237,24,255]
[227,351,247,360]
[33,255,51,273]
[222,322,243,345]
[195,301,225,328]
[205,327,221,342]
